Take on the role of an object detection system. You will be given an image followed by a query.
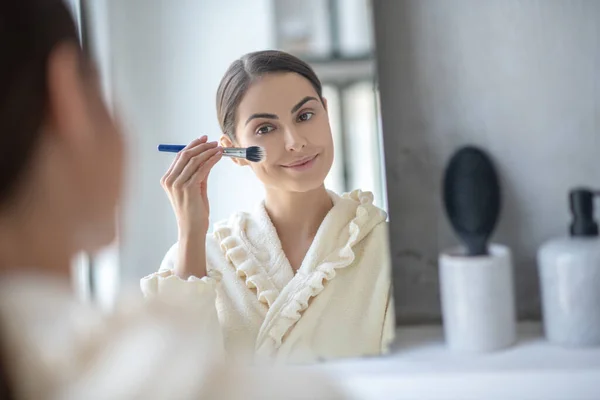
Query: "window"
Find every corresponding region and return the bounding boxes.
[273,0,387,210]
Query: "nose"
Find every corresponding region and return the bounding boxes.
[284,125,307,152]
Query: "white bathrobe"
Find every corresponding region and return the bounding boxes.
[141,190,395,364]
[0,274,345,399]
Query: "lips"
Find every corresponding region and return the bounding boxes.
[283,154,317,168]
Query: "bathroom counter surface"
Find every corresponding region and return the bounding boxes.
[311,322,600,399]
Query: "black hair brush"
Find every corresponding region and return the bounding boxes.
[442,146,501,256]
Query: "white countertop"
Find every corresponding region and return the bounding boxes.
[313,323,600,400]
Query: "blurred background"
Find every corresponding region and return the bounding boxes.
[69,0,387,310]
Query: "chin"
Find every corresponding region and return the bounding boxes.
[285,175,328,193]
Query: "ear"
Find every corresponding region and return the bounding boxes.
[219,134,249,166]
[47,42,89,145]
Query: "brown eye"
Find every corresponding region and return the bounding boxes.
[256,125,275,135]
[298,112,314,122]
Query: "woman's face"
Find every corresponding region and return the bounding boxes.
[229,72,334,193]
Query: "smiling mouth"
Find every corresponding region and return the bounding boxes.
[282,154,318,168]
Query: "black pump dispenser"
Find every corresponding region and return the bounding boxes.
[569,188,599,237]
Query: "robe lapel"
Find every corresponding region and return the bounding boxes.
[255,190,385,357]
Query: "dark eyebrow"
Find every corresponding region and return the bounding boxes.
[244,96,318,126]
[245,113,278,126]
[291,96,318,114]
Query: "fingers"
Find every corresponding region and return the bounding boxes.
[173,146,223,187]
[161,136,207,186]
[162,138,219,188]
[171,141,218,178]
[192,150,223,188]
[198,148,223,179]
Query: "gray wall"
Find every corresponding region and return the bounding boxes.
[373,0,600,324]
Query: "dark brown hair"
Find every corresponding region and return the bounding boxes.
[0,1,81,397]
[0,0,82,206]
[216,50,323,141]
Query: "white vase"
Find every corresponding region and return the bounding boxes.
[439,244,517,352]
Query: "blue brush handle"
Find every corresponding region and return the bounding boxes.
[158,144,186,153]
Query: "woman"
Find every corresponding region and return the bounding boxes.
[142,51,395,364]
[0,1,343,398]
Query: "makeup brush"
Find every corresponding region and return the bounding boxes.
[158,144,265,163]
[442,146,501,256]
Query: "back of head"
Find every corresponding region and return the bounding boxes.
[0,2,79,397]
[0,0,79,206]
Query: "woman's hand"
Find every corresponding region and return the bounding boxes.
[161,136,223,238]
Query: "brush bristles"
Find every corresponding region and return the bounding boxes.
[245,146,265,163]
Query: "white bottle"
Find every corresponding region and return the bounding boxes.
[538,188,600,347]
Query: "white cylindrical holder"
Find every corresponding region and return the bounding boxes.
[439,244,517,352]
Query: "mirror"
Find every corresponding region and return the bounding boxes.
[84,0,395,364]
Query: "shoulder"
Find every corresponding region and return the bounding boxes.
[340,189,387,223]
[0,276,220,398]
[359,220,390,255]
[344,189,390,267]
[367,220,390,239]
[334,189,388,245]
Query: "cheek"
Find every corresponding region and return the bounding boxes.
[309,119,333,147]
[249,161,284,189]
[240,135,283,164]
[249,142,285,179]
[250,162,272,179]
[235,133,262,150]
[93,111,125,201]
[262,141,284,165]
